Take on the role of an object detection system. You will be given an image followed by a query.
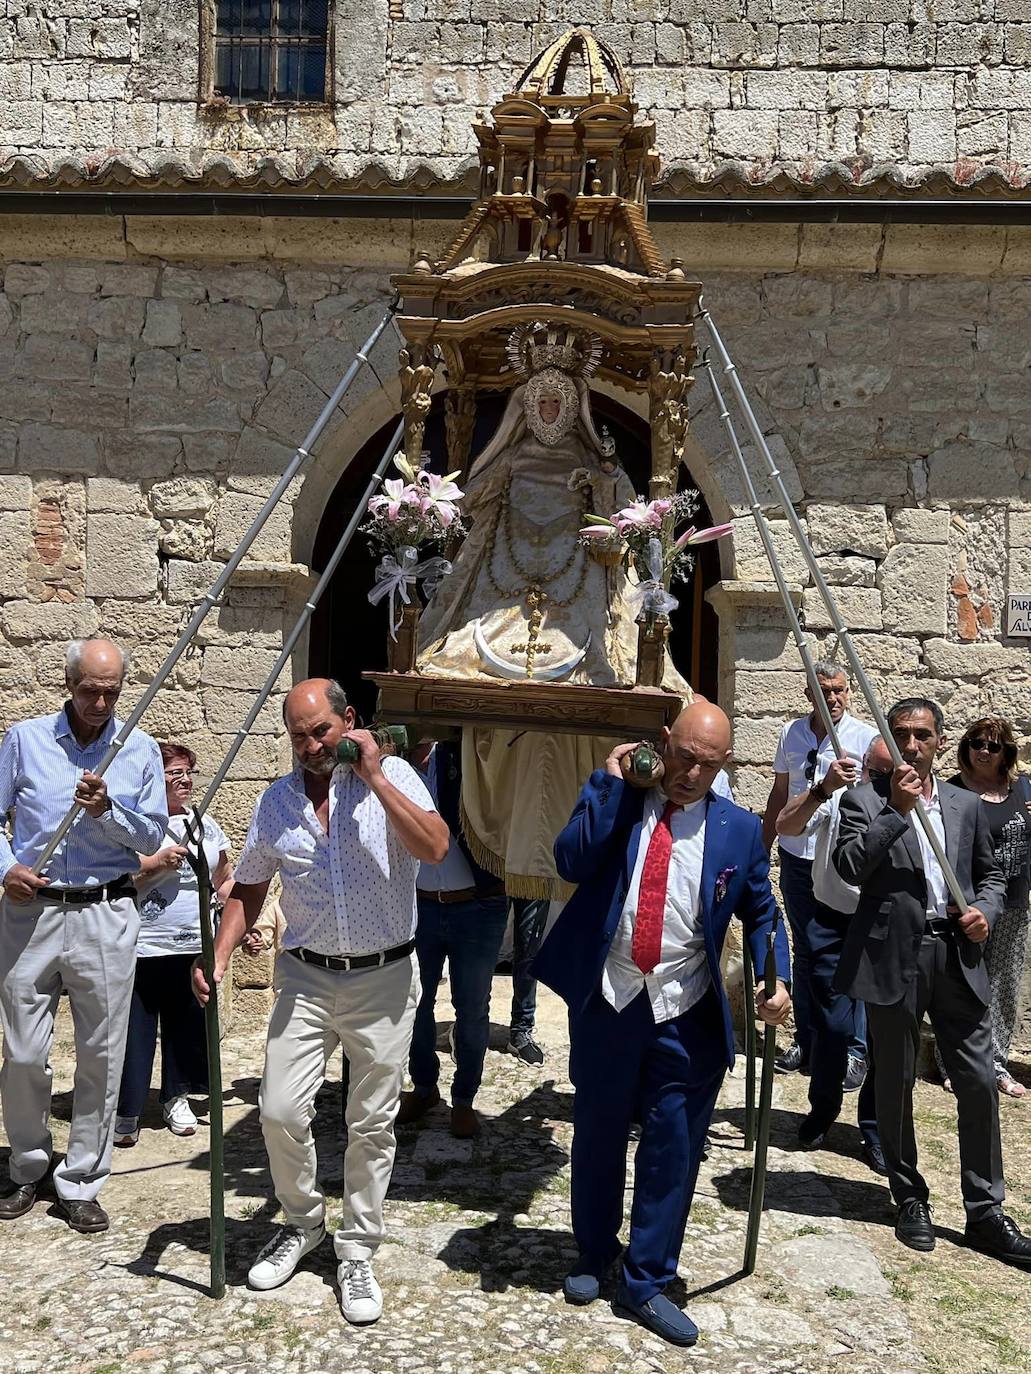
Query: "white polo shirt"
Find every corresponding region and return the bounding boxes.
[234,756,437,956]
[774,710,878,861]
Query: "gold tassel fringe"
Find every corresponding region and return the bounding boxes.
[459,800,556,902]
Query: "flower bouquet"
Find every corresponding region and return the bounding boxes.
[579,489,732,624]
[362,452,466,642]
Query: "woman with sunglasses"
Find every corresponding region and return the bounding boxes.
[945,717,1031,1098]
[113,742,235,1144]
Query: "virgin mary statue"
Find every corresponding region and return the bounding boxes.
[417,325,691,897]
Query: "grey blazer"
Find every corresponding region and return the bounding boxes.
[832,778,1005,1007]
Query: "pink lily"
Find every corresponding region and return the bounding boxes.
[614,498,671,533]
[419,470,464,504]
[368,477,419,521]
[673,521,733,549]
[579,522,622,539]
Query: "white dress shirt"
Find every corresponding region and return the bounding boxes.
[414,747,476,894]
[774,710,878,860]
[904,778,949,920]
[234,756,436,955]
[603,792,709,1024]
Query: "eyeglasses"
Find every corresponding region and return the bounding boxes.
[967,738,1003,755]
[164,769,198,781]
[803,748,818,784]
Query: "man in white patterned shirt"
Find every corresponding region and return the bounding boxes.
[193,678,447,1325]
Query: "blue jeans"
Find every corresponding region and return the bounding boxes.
[409,894,508,1107]
[510,897,548,1035]
[117,953,208,1118]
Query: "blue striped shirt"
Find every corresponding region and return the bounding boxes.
[0,707,168,887]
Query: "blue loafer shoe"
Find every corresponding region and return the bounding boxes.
[615,1287,699,1346]
[563,1269,601,1305]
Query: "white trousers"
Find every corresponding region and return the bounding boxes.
[260,950,419,1261]
[0,892,139,1201]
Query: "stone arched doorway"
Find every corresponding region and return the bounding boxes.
[307,392,721,717]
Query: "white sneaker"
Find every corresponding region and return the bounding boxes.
[338,1258,383,1324]
[114,1115,139,1147]
[162,1095,198,1136]
[248,1224,326,1291]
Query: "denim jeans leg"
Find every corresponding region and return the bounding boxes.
[776,849,815,1060]
[409,898,448,1094]
[447,896,509,1105]
[510,898,548,1036]
[851,1000,868,1061]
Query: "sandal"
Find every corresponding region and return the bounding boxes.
[997,1074,1026,1099]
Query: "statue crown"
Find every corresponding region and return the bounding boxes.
[506,323,602,380]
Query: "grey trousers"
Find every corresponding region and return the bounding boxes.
[0,892,139,1202]
[868,931,1004,1224]
[259,950,419,1261]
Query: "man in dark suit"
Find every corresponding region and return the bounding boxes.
[534,702,791,1346]
[834,696,1031,1267]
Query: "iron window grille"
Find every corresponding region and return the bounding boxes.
[214,1,330,105]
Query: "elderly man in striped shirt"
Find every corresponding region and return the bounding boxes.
[0,637,166,1233]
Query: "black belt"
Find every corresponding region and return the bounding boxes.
[286,939,415,973]
[43,878,136,906]
[924,916,954,938]
[418,885,504,905]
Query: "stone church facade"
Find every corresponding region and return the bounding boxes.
[0,4,1029,1020]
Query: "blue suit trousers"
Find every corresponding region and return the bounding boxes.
[569,984,726,1304]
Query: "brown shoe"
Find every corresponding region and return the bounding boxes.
[450,1104,481,1139]
[59,1199,109,1233]
[0,1181,36,1220]
[396,1087,441,1126]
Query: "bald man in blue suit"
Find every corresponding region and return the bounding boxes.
[534,702,791,1346]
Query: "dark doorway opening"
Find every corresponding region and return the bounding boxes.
[307,392,721,721]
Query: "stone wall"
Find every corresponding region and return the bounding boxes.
[4,1,1031,186]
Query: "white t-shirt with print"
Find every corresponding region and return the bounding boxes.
[136,812,229,958]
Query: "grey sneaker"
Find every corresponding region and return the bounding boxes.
[338,1257,383,1324]
[843,1054,868,1094]
[507,1031,544,1066]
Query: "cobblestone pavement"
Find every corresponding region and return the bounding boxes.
[2,977,1029,1374]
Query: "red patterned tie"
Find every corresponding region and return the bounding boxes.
[631,799,677,975]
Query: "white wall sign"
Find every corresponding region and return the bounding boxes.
[1006,593,1031,637]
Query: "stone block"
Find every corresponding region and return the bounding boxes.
[98,603,186,647]
[2,601,99,643]
[3,265,50,296]
[102,431,182,480]
[815,555,876,586]
[733,669,808,714]
[213,491,294,562]
[878,543,949,636]
[730,716,786,765]
[732,623,813,671]
[142,300,183,348]
[15,334,94,384]
[165,558,225,606]
[807,504,889,558]
[891,508,950,544]
[0,511,30,597]
[228,429,299,494]
[201,644,292,691]
[0,475,33,510]
[927,443,1019,500]
[731,517,810,586]
[132,688,205,741]
[206,269,284,310]
[726,764,772,815]
[252,370,329,443]
[652,222,799,272]
[880,225,1007,276]
[816,363,892,411]
[802,585,882,631]
[803,459,911,502]
[85,514,161,600]
[797,224,882,272]
[126,216,267,262]
[922,638,1026,679]
[203,688,285,735]
[131,392,242,434]
[19,423,99,474]
[182,302,259,353]
[87,296,146,339]
[86,478,145,514]
[149,477,216,519]
[1008,510,1031,547]
[159,521,210,561]
[848,632,922,675]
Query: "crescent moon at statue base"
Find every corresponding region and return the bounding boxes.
[473,620,591,682]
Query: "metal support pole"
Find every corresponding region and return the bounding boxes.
[701,357,844,758]
[193,419,406,819]
[32,301,398,876]
[742,941,757,1150]
[182,807,225,1300]
[699,305,969,912]
[743,927,779,1276]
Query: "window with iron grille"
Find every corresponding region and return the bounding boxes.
[214,1,330,104]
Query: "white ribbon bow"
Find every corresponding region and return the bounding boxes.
[368,544,453,639]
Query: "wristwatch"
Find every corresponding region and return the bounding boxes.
[808,780,829,804]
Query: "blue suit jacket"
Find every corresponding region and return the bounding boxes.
[533,771,791,1070]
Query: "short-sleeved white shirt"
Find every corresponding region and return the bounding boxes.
[136,813,229,958]
[234,756,436,956]
[774,710,878,860]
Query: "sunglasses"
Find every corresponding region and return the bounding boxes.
[803,748,818,784]
[164,769,198,781]
[967,738,1003,755]
[867,767,893,783]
